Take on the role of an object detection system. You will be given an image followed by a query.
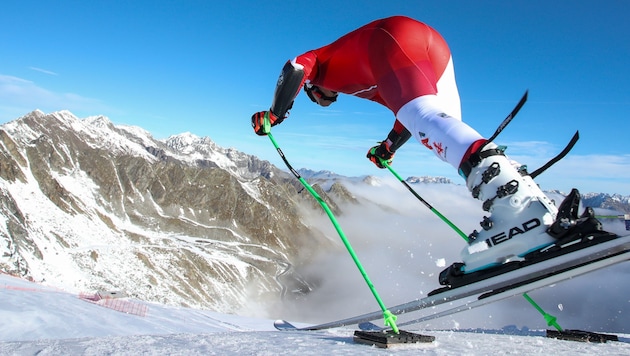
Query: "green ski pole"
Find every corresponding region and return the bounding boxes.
[381,160,470,243]
[262,113,399,333]
[523,293,563,331]
[382,159,558,329]
[374,89,563,333]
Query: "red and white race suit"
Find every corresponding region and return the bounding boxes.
[292,15,484,168]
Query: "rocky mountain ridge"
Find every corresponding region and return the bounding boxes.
[0,110,341,312]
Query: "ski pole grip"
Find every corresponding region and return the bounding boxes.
[263,112,272,134]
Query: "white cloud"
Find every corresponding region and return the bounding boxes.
[275,177,630,331]
[0,74,110,122]
[29,67,59,76]
[560,154,630,178]
[505,146,630,195]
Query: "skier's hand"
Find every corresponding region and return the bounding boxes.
[366,141,394,168]
[251,111,284,136]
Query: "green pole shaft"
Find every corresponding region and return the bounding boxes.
[382,161,470,243]
[263,121,399,332]
[522,293,563,331]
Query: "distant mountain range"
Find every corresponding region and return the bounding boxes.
[0,110,628,314]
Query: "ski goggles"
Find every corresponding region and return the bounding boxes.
[304,83,338,103]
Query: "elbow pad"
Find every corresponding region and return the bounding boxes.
[270,60,305,119]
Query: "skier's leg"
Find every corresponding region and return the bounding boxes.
[397,95,560,273]
[434,57,462,120]
[396,95,482,168]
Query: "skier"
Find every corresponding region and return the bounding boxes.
[251,16,574,273]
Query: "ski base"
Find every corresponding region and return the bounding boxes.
[357,324,619,344]
[274,318,436,347]
[353,330,435,348]
[546,329,619,343]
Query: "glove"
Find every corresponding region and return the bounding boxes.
[251,111,284,136]
[366,141,394,168]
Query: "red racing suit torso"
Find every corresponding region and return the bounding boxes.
[294,16,452,115]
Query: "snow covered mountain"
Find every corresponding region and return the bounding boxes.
[0,110,342,313]
[582,192,630,214]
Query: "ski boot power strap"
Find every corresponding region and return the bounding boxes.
[458,144,505,179]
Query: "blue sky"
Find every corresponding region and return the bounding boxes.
[1,1,629,195]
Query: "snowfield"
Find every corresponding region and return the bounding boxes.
[1,274,629,355]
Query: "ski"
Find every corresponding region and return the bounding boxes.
[486,90,528,143]
[482,90,579,178]
[274,234,630,331]
[530,130,579,179]
[360,246,629,331]
[273,319,301,331]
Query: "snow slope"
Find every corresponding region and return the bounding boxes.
[1,274,629,355]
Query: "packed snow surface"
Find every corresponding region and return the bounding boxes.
[1,274,629,355]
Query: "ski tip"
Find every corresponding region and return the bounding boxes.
[517,90,528,106]
[274,319,297,331]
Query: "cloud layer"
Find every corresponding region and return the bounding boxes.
[268,177,630,332]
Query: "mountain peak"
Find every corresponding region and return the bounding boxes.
[165,132,215,152]
[83,114,113,128]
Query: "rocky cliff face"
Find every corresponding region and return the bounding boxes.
[0,110,337,312]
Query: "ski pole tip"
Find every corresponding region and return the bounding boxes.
[544,313,563,332]
[383,310,399,334]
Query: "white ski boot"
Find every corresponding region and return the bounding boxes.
[458,142,558,273]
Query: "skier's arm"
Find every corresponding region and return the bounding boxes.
[386,120,412,152]
[366,120,411,168]
[252,59,310,135]
[269,60,306,120]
